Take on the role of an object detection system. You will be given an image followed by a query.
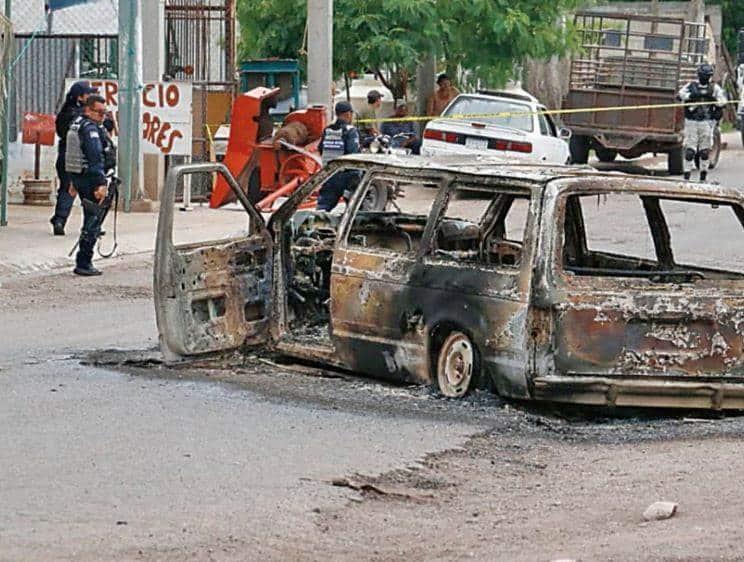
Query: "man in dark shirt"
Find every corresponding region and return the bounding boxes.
[380,103,421,154]
[66,95,111,276]
[50,81,98,235]
[317,101,361,212]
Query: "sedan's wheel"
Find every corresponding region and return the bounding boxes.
[436,331,475,398]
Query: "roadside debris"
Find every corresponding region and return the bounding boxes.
[643,501,678,521]
[330,477,432,502]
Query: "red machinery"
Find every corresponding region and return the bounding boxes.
[210,87,326,212]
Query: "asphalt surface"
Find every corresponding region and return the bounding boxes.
[2,133,744,561]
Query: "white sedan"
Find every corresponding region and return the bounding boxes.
[421,89,571,164]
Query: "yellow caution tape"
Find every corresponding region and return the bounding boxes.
[355,99,740,124]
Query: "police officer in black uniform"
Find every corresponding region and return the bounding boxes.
[317,101,361,212]
[66,94,114,276]
[50,81,98,236]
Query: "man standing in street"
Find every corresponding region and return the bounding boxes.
[317,101,361,212]
[427,74,460,117]
[357,90,384,138]
[50,81,98,236]
[677,63,727,182]
[66,94,112,276]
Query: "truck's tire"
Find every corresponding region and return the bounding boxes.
[667,148,684,175]
[569,135,590,164]
[595,148,617,162]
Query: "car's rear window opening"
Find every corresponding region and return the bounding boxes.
[443,96,534,132]
[562,193,744,280]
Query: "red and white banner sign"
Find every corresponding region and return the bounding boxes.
[66,79,193,156]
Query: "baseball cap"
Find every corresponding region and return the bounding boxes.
[70,81,99,98]
[335,101,353,115]
[367,90,383,103]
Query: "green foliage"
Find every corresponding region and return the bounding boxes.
[237,0,584,89]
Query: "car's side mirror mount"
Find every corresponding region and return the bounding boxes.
[558,127,572,140]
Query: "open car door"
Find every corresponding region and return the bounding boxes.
[154,163,274,359]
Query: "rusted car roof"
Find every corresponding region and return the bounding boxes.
[333,154,744,200]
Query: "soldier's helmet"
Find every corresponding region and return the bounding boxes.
[697,63,714,83]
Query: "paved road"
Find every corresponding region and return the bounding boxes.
[0,258,489,561]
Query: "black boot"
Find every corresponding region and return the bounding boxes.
[700,170,708,182]
[50,217,65,236]
[74,265,102,276]
[683,171,691,180]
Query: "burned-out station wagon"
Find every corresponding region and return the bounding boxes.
[155,156,744,410]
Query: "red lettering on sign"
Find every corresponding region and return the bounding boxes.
[161,130,183,155]
[104,82,118,107]
[165,85,180,107]
[142,84,157,107]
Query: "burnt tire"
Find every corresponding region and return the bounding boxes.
[569,134,590,164]
[436,331,476,398]
[667,148,684,175]
[595,148,617,162]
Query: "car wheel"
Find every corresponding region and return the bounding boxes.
[569,135,590,164]
[667,148,684,175]
[595,148,617,162]
[436,331,476,398]
[360,180,388,212]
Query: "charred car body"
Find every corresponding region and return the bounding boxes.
[155,156,744,409]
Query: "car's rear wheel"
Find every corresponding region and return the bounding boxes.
[436,331,476,398]
[569,135,590,164]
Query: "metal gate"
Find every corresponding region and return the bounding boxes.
[165,0,236,200]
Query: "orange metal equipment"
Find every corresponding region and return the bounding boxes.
[210,87,326,210]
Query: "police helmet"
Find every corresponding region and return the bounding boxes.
[697,63,714,83]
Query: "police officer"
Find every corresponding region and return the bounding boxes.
[317,101,361,212]
[66,94,112,276]
[50,81,98,236]
[677,63,727,181]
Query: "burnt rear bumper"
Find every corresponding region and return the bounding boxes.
[532,375,744,410]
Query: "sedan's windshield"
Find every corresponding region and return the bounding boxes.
[443,96,534,132]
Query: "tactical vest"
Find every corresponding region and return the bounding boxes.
[321,125,347,165]
[65,116,88,174]
[685,83,718,121]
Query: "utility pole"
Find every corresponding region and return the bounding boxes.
[118,0,143,212]
[307,0,333,111]
[1,0,11,227]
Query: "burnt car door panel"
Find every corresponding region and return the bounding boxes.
[414,185,537,397]
[330,173,447,383]
[154,163,273,358]
[545,187,744,382]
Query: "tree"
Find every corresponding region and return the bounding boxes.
[237,0,585,96]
